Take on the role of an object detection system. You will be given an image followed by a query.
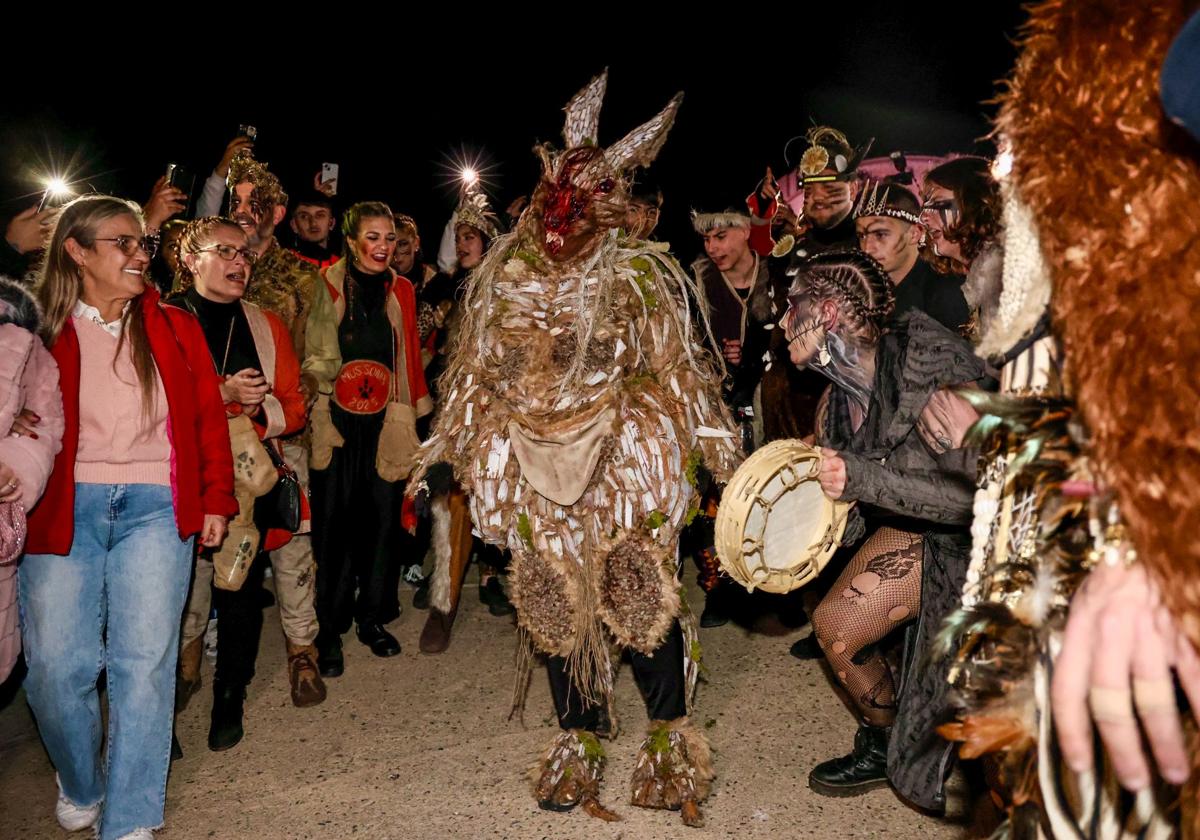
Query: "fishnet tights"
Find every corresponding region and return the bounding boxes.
[811,526,922,727]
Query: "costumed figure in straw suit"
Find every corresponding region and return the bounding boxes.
[410,71,740,827]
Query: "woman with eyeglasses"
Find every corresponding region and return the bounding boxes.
[166,217,308,751]
[21,196,237,840]
[919,158,1002,343]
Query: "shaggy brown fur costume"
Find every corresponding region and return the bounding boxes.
[629,717,714,827]
[997,0,1200,643]
[995,0,1200,829]
[530,729,620,822]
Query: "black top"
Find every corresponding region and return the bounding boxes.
[293,238,336,265]
[170,287,261,376]
[338,261,393,365]
[891,258,970,332]
[789,212,859,261]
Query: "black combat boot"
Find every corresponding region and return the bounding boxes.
[207,681,246,752]
[808,724,890,797]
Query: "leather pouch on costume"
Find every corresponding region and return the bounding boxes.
[214,415,278,591]
[212,510,258,591]
[228,414,278,497]
[507,407,616,506]
[309,394,344,471]
[376,401,422,482]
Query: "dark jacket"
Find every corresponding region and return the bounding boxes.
[818,310,985,811]
[891,259,970,333]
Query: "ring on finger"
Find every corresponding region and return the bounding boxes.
[1089,686,1136,722]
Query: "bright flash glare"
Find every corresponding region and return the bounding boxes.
[45,177,71,196]
[461,168,479,185]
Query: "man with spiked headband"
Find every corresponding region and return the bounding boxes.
[410,71,739,827]
[853,178,969,331]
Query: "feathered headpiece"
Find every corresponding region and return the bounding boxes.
[689,208,752,234]
[453,181,501,241]
[798,126,873,184]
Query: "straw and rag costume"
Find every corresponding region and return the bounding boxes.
[411,72,740,826]
[937,2,1200,836]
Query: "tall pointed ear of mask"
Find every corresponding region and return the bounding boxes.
[606,92,684,174]
[562,69,608,149]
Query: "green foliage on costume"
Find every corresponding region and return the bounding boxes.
[630,257,659,310]
[517,513,534,550]
[512,249,544,269]
[689,639,710,677]
[624,372,656,389]
[644,510,666,530]
[684,450,703,488]
[578,731,605,763]
[647,723,673,756]
[684,502,701,526]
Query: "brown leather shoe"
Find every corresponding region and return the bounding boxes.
[419,608,455,654]
[286,643,327,708]
[176,635,205,713]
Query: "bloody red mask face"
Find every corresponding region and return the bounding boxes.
[538,147,619,260]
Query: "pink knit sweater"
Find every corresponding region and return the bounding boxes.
[73,315,171,486]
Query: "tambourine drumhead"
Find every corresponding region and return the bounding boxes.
[714,439,849,594]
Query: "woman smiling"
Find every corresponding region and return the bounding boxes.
[21,196,236,840]
[304,202,431,675]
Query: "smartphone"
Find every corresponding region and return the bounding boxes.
[320,162,339,196]
[165,163,196,219]
[238,124,258,142]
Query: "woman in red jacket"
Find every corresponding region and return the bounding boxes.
[167,216,310,751]
[20,196,236,840]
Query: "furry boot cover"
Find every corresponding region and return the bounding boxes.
[529,729,620,822]
[630,717,714,827]
[428,495,453,614]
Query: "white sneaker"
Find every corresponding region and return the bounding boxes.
[54,775,101,831]
[115,830,154,840]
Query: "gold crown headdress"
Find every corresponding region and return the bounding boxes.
[453,181,501,240]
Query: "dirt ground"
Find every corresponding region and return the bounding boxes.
[0,577,983,839]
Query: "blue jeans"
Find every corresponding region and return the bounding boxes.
[19,483,194,840]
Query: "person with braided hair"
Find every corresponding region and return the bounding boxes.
[781,249,988,809]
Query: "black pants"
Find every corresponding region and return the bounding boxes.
[547,621,688,730]
[311,411,404,636]
[211,552,268,687]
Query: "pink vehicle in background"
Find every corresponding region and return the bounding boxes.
[776,152,958,215]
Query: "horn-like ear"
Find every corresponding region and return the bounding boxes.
[606,92,683,173]
[563,69,608,148]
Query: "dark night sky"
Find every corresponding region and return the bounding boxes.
[1,6,1025,264]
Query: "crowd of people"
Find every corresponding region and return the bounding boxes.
[1,5,1199,837]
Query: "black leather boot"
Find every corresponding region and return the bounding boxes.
[699,581,733,628]
[208,681,246,752]
[789,631,823,660]
[316,632,344,677]
[808,724,890,797]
